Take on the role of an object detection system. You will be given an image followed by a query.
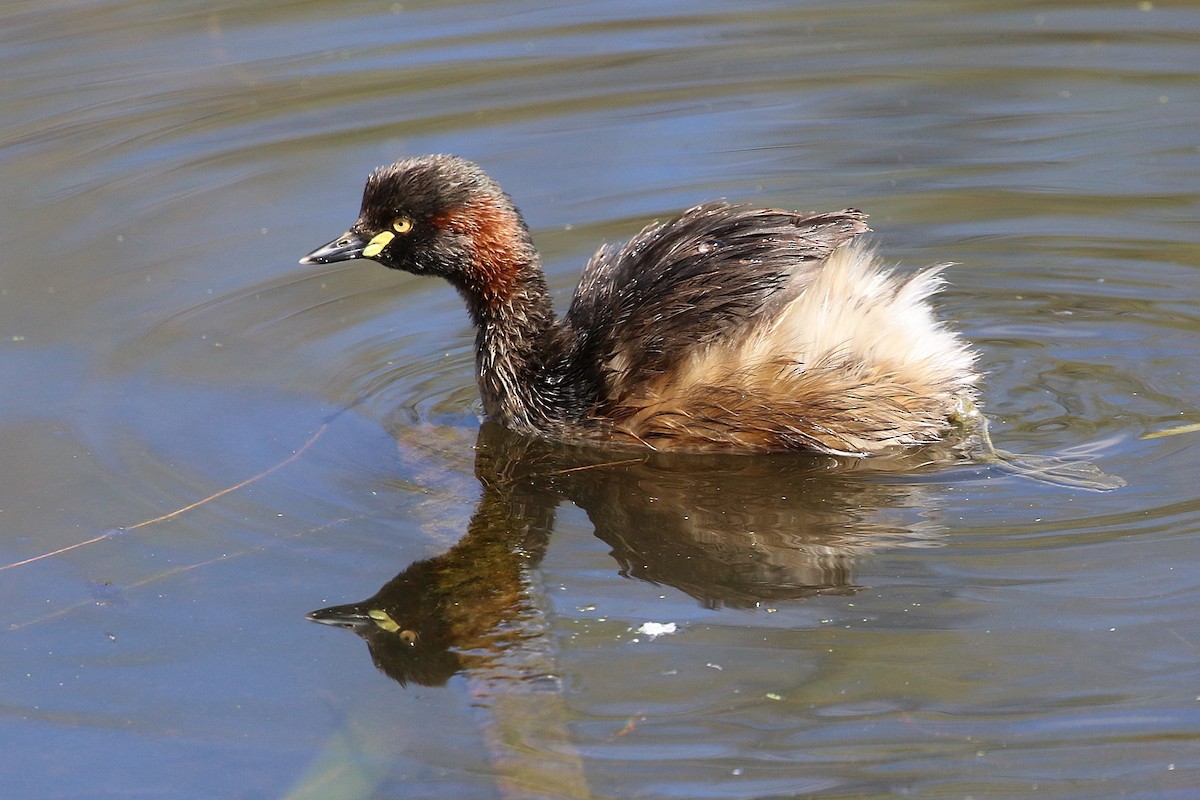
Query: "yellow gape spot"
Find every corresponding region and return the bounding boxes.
[362,231,395,258]
[367,608,401,632]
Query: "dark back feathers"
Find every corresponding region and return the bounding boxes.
[564,202,869,394]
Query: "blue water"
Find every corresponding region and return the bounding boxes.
[2,1,1199,798]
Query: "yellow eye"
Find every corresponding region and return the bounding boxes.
[392,216,414,234]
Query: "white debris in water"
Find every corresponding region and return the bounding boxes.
[635,622,677,639]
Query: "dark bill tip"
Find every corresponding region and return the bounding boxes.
[299,231,368,265]
[306,604,373,631]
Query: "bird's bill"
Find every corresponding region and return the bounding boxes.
[299,230,372,265]
[305,603,374,632]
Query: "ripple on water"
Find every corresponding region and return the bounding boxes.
[3,1,1200,799]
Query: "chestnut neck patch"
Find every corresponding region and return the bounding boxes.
[435,196,533,307]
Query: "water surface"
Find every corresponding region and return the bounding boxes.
[2,1,1199,798]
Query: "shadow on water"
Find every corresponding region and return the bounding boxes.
[309,420,958,688]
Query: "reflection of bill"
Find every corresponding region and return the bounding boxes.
[308,421,951,688]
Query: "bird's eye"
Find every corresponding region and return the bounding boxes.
[393,216,414,234]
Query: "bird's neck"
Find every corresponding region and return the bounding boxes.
[468,266,571,432]
[436,195,582,431]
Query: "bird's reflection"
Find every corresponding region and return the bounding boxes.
[309,422,958,686]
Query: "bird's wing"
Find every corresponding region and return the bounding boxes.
[563,201,870,396]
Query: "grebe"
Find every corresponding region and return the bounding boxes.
[301,155,978,456]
